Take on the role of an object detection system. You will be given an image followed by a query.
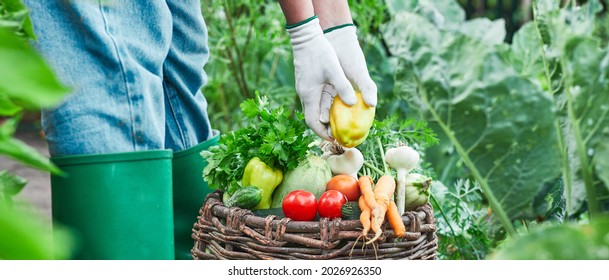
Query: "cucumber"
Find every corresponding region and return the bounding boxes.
[225,186,263,209]
[341,201,361,220]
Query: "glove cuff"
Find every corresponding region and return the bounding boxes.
[287,16,323,46]
[323,23,355,34]
[324,24,357,44]
[286,15,318,29]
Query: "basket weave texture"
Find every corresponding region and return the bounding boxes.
[192,191,438,260]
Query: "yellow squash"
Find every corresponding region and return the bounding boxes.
[330,92,375,148]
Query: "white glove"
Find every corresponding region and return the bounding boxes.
[325,25,377,107]
[288,17,356,141]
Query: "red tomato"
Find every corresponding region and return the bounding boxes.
[326,175,361,202]
[282,190,317,221]
[317,190,347,220]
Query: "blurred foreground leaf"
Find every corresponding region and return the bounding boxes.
[0,29,69,110]
[0,201,73,260]
[491,219,609,260]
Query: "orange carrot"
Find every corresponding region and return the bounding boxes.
[373,175,396,206]
[373,175,396,219]
[367,174,397,244]
[387,201,406,238]
[358,176,378,212]
[359,176,382,240]
[369,214,382,241]
[358,196,371,236]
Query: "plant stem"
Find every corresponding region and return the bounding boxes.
[554,120,573,216]
[223,48,248,99]
[561,59,600,218]
[363,161,384,177]
[430,193,457,237]
[219,83,231,130]
[418,84,517,237]
[269,53,280,81]
[376,137,390,175]
[223,0,250,98]
[532,2,573,218]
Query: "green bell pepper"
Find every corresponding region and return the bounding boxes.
[242,157,283,209]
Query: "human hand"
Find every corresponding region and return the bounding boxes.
[287,17,356,141]
[324,25,377,107]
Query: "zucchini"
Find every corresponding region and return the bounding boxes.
[225,186,263,209]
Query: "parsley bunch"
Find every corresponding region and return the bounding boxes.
[201,94,314,192]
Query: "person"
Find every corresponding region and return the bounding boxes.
[24,0,376,260]
[279,0,377,140]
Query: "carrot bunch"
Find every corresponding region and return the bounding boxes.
[358,175,405,244]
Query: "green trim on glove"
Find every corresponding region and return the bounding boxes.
[286,15,318,29]
[323,23,355,34]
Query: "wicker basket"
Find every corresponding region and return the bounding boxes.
[191,191,438,260]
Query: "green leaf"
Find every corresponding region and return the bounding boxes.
[539,1,600,59]
[0,29,69,109]
[385,0,418,16]
[534,0,560,16]
[491,218,609,260]
[415,0,465,29]
[0,0,36,39]
[564,40,609,154]
[0,114,20,139]
[596,142,609,193]
[557,37,609,214]
[432,179,493,260]
[239,97,260,118]
[584,0,604,16]
[0,115,61,174]
[457,18,506,45]
[532,179,565,222]
[0,137,61,174]
[521,0,609,215]
[504,22,545,78]
[0,93,22,116]
[383,10,562,226]
[0,170,27,196]
[0,201,73,259]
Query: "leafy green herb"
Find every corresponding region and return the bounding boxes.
[202,94,314,192]
[358,115,438,180]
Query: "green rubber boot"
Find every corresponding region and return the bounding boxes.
[172,132,219,260]
[50,150,175,260]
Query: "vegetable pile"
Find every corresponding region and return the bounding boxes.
[201,93,438,244]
